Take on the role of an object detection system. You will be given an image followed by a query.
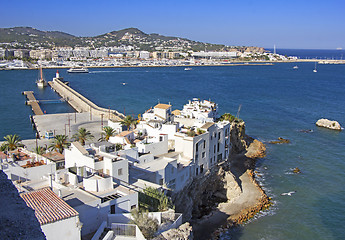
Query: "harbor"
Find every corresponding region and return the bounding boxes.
[21,71,126,140]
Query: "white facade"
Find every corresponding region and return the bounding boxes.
[41,216,81,240]
[64,142,129,183]
[177,98,218,123]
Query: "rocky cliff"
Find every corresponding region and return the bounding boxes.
[172,120,268,239]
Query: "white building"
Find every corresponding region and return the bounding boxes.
[177,98,218,124]
[20,187,81,240]
[65,141,129,183]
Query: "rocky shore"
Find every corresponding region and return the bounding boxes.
[172,121,271,240]
[316,118,342,131]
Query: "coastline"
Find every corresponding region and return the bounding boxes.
[2,58,345,71]
[191,138,271,240]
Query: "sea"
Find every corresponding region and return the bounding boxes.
[0,49,344,240]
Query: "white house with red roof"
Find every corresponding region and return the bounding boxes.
[20,187,81,240]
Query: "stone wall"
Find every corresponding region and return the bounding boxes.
[0,170,45,239]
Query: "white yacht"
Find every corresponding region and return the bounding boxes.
[67,67,89,73]
[293,65,298,69]
[313,62,317,73]
[184,67,192,71]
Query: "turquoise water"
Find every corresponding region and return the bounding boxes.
[0,63,345,239]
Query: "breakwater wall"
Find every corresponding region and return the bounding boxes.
[49,79,125,121]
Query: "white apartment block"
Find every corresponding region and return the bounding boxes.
[65,141,129,183]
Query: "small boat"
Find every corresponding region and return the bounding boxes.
[313,62,317,73]
[122,82,127,86]
[184,67,192,71]
[293,65,298,69]
[67,67,89,73]
[36,65,47,88]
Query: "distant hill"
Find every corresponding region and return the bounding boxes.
[0,26,242,52]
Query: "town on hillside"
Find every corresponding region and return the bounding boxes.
[0,27,296,69]
[0,98,238,239]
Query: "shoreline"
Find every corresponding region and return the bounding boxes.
[191,139,271,240]
[2,58,345,71]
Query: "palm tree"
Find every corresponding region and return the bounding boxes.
[49,135,69,154]
[34,146,46,155]
[121,115,137,130]
[102,126,116,141]
[72,127,94,145]
[1,134,23,151]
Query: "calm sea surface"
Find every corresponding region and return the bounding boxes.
[0,57,344,239]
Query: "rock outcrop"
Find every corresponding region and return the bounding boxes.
[316,119,342,131]
[172,120,269,239]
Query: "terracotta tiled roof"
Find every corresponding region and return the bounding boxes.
[171,109,181,116]
[154,103,171,109]
[42,151,64,162]
[20,188,79,225]
[0,151,7,159]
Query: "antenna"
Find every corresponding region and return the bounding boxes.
[236,104,242,119]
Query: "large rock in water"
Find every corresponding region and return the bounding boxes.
[316,119,342,131]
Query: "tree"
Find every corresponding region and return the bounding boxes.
[129,208,158,239]
[187,130,196,137]
[102,126,116,141]
[34,145,46,155]
[139,187,174,212]
[72,127,94,145]
[1,134,23,151]
[120,115,137,130]
[49,135,69,154]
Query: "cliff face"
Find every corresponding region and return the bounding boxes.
[172,121,264,223]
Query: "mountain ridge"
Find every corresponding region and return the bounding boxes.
[0,26,247,52]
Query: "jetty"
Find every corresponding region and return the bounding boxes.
[23,91,44,115]
[49,78,125,121]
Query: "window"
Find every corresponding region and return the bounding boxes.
[200,164,204,174]
[214,145,216,153]
[110,204,115,214]
[196,168,199,176]
[196,143,198,152]
[218,132,221,140]
[159,136,163,141]
[118,168,123,176]
[202,152,205,158]
[203,140,206,149]
[217,143,220,152]
[159,178,164,185]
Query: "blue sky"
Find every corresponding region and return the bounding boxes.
[1,0,344,49]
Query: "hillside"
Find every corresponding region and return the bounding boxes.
[0,26,240,52]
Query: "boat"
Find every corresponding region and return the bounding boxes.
[184,67,192,71]
[293,65,298,69]
[313,62,317,72]
[67,67,89,73]
[36,65,47,88]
